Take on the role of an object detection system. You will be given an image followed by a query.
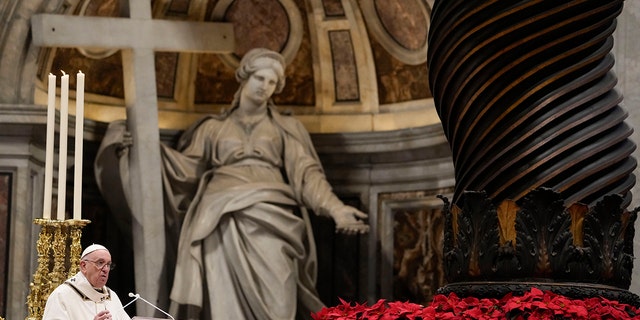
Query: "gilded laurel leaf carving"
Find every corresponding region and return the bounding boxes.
[568,203,588,247]
[497,200,518,247]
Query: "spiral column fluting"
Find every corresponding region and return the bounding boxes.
[428,0,635,207]
[428,0,639,304]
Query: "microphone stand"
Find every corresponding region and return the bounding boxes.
[127,293,176,320]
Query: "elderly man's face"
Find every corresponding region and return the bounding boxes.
[80,249,112,288]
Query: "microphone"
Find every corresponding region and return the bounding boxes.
[128,292,176,320]
[122,292,139,309]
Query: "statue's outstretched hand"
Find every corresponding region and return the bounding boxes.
[330,205,369,235]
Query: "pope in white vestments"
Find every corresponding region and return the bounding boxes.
[42,244,131,320]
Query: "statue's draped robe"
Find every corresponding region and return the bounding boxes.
[97,105,344,319]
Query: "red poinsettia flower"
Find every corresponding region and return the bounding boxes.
[311,288,640,320]
[359,299,387,319]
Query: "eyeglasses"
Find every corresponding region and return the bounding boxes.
[84,259,116,271]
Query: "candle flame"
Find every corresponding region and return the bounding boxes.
[61,70,66,76]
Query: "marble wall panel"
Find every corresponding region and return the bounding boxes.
[322,0,345,17]
[370,40,431,104]
[329,30,359,102]
[0,173,10,316]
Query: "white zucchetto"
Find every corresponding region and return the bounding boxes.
[81,244,108,259]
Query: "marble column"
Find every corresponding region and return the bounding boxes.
[614,1,640,295]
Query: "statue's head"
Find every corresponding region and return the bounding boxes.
[236,48,286,94]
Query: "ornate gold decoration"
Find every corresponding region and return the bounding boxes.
[438,188,640,306]
[67,221,86,276]
[25,219,90,320]
[497,199,518,247]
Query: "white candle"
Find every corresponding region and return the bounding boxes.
[56,71,69,221]
[73,71,84,220]
[43,73,56,220]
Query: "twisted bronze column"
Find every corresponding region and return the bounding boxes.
[428,0,639,304]
[428,0,634,206]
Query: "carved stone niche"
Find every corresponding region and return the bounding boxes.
[437,187,640,306]
[378,194,448,305]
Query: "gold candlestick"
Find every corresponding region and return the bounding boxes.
[25,218,90,320]
[66,219,91,276]
[48,221,66,286]
[25,219,54,320]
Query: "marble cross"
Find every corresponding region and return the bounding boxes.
[31,1,233,314]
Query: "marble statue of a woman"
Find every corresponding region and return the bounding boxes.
[96,48,368,320]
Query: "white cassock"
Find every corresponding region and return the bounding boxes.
[42,271,131,320]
